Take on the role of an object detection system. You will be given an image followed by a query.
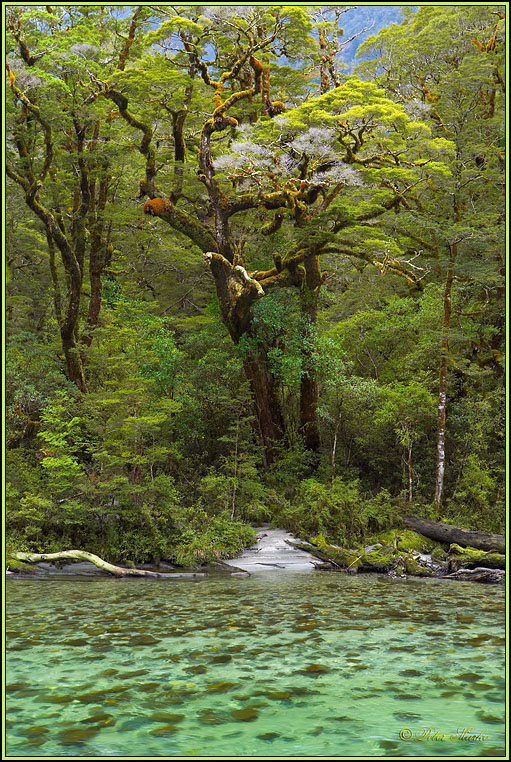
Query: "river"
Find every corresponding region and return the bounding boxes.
[6,571,506,757]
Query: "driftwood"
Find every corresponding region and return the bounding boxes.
[441,567,505,584]
[401,516,505,553]
[12,550,207,578]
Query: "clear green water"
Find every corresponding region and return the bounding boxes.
[6,572,506,758]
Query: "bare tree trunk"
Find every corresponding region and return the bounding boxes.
[300,373,320,451]
[60,271,87,392]
[331,411,341,484]
[231,412,239,519]
[434,177,461,511]
[12,550,207,577]
[298,252,323,451]
[434,249,456,510]
[407,442,413,504]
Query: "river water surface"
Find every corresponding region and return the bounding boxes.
[6,572,506,757]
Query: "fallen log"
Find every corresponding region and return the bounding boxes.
[401,516,505,553]
[288,540,433,576]
[447,543,505,571]
[11,550,207,578]
[441,567,505,584]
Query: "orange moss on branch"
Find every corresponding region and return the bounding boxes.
[144,197,167,216]
[142,197,217,252]
[250,55,286,117]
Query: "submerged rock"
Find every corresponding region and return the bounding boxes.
[198,709,227,725]
[149,724,178,737]
[299,663,330,676]
[19,727,50,738]
[148,713,185,724]
[231,706,258,721]
[58,727,100,745]
[205,682,237,693]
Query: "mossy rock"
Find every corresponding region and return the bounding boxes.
[376,528,439,554]
[402,555,433,577]
[431,545,447,562]
[358,546,397,572]
[302,539,435,577]
[6,556,37,574]
[447,544,505,571]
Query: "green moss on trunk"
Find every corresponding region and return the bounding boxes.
[447,543,505,571]
[6,556,37,574]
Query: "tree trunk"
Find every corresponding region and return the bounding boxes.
[434,247,456,510]
[401,515,505,553]
[60,269,87,393]
[300,373,320,451]
[298,252,322,451]
[244,348,285,468]
[407,443,413,504]
[331,411,341,483]
[204,251,287,467]
[11,550,207,578]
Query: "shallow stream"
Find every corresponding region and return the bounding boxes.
[6,572,506,757]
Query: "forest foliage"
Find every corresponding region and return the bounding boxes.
[5,5,506,566]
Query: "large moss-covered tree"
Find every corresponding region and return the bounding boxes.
[81,6,450,465]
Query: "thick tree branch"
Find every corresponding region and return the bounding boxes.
[144,198,217,253]
[6,64,53,187]
[117,6,142,71]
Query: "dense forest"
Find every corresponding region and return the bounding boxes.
[5,5,506,569]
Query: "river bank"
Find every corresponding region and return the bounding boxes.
[7,524,505,584]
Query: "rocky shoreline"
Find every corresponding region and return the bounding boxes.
[289,529,505,584]
[5,558,249,579]
[6,526,505,584]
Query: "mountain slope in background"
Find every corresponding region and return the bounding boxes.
[337,5,412,70]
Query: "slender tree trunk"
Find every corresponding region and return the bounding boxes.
[300,373,320,451]
[82,155,111,348]
[299,252,322,451]
[331,411,341,484]
[46,232,62,326]
[434,243,457,511]
[407,442,413,504]
[231,413,240,519]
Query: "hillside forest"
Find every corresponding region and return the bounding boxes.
[5,5,506,568]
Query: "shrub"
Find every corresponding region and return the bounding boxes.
[445,454,504,533]
[171,508,256,567]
